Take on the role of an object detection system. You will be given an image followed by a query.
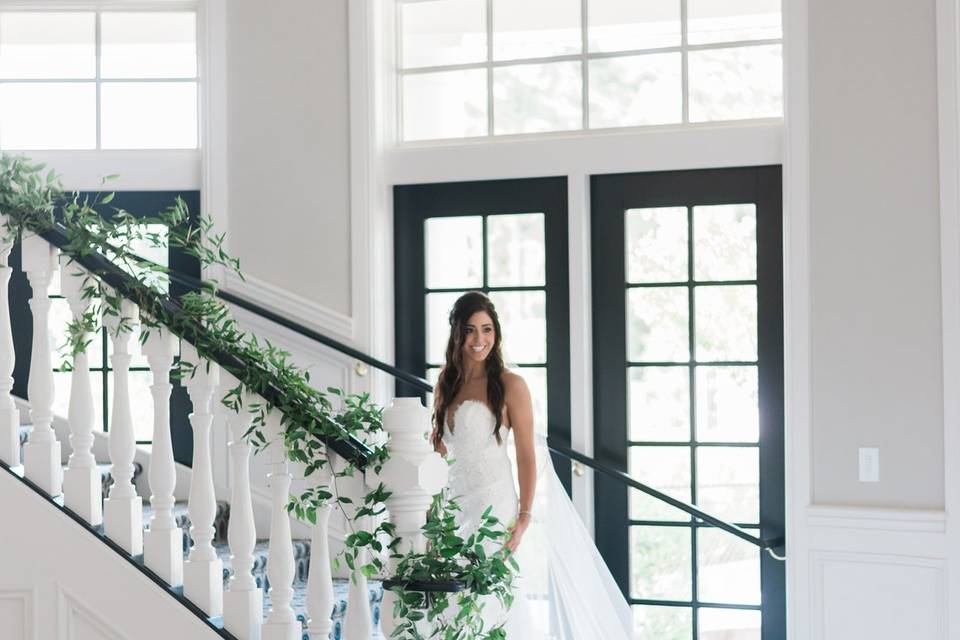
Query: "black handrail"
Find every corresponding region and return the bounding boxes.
[44,230,783,554]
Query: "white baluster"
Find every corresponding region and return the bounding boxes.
[60,259,101,525]
[142,326,183,586]
[261,410,299,640]
[103,298,143,555]
[344,513,373,640]
[21,234,61,496]
[0,225,21,468]
[182,342,223,617]
[223,380,262,640]
[375,397,449,637]
[305,459,335,639]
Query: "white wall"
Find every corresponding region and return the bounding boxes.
[225,0,352,318]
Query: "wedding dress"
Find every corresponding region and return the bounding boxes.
[443,399,632,639]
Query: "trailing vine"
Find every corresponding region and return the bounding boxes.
[0,153,519,638]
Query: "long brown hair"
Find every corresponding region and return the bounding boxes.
[431,291,506,447]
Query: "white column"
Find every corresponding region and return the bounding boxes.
[60,259,101,525]
[182,342,223,617]
[305,459,335,639]
[103,298,143,555]
[375,397,449,638]
[0,227,21,468]
[142,326,183,586]
[21,234,61,496]
[261,410,299,640]
[343,517,373,640]
[223,381,262,640]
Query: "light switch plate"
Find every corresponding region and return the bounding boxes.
[859,447,880,482]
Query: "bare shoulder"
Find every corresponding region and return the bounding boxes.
[502,370,531,398]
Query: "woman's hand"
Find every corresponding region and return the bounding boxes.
[505,512,531,554]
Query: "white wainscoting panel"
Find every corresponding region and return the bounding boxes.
[57,585,125,640]
[0,589,33,640]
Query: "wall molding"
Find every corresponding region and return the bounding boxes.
[0,589,34,640]
[56,584,125,640]
[806,505,947,533]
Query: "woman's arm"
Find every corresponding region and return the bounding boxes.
[505,372,536,554]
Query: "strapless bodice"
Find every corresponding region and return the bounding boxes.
[441,399,516,507]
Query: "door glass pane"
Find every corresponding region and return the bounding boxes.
[630,525,692,600]
[695,366,759,442]
[696,447,759,523]
[0,12,95,79]
[487,213,545,287]
[0,83,96,150]
[588,0,681,52]
[633,605,692,640]
[628,287,689,362]
[493,61,582,135]
[687,0,782,45]
[488,290,546,364]
[100,82,198,149]
[694,204,757,281]
[694,285,757,361]
[689,45,783,122]
[628,366,689,441]
[522,366,548,435]
[426,291,465,365]
[492,0,581,60]
[403,69,487,141]
[698,607,762,639]
[425,216,484,289]
[101,12,197,78]
[698,528,762,605]
[400,0,486,68]
[626,207,688,283]
[629,446,691,521]
[590,53,682,128]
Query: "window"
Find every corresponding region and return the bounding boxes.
[591,167,784,638]
[0,10,198,150]
[397,0,782,141]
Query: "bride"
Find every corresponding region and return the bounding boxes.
[430,291,632,639]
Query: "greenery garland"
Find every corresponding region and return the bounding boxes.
[0,153,518,638]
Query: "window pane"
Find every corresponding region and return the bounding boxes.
[687,0,782,45]
[694,204,757,281]
[425,216,484,289]
[0,83,95,150]
[630,525,692,600]
[403,69,487,141]
[486,213,545,287]
[628,287,689,362]
[52,370,105,432]
[520,367,548,435]
[0,12,94,79]
[626,207,688,283]
[488,290,546,364]
[493,61,581,135]
[633,605,692,640]
[589,53,682,128]
[109,223,170,293]
[629,446,691,521]
[628,366,689,442]
[696,447,759,523]
[101,12,197,78]
[695,366,758,442]
[101,82,197,149]
[426,291,464,365]
[426,366,441,409]
[698,607,762,639]
[689,45,783,122]
[697,528,761,605]
[492,0,581,60]
[694,286,757,361]
[588,0,681,52]
[400,0,486,68]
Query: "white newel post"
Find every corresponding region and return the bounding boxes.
[376,397,449,638]
[305,459,335,639]
[261,410,299,640]
[21,234,61,496]
[103,298,143,555]
[142,326,183,585]
[0,226,20,468]
[182,342,223,617]
[60,259,101,525]
[223,380,262,640]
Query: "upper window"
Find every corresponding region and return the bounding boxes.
[397,0,782,142]
[0,10,198,150]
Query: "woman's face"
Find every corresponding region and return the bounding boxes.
[461,310,496,364]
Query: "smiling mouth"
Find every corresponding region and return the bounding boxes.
[471,345,486,352]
